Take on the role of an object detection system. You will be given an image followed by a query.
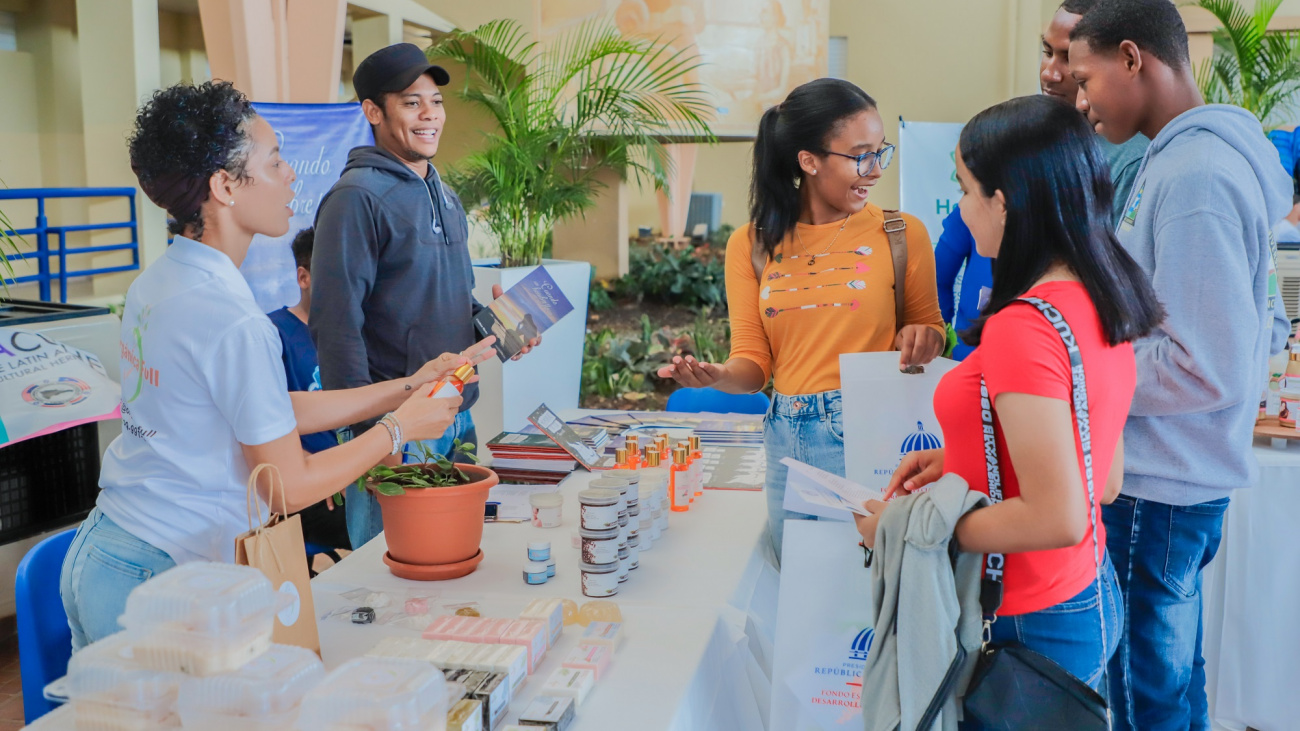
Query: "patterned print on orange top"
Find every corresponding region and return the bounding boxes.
[725,204,945,396]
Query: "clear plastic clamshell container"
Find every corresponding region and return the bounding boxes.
[295,657,448,731]
[64,633,183,730]
[119,562,276,676]
[177,643,324,731]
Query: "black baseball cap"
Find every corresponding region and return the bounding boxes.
[353,43,450,104]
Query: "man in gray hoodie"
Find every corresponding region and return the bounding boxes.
[1070,2,1292,729]
[310,44,533,550]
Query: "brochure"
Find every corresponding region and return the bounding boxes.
[473,266,574,361]
[526,404,617,471]
[781,457,886,520]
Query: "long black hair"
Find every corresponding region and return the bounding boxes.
[960,95,1163,346]
[749,78,877,257]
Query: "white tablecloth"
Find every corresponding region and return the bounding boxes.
[311,467,780,731]
[1204,441,1300,731]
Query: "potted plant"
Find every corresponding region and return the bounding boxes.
[428,18,715,438]
[1194,0,1300,130]
[363,440,500,580]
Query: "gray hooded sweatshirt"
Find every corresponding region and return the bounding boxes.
[310,147,483,433]
[1116,105,1292,506]
[861,475,988,731]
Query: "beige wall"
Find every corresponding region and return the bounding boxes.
[626,0,1050,233]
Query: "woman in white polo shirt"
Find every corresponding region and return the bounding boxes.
[58,81,490,650]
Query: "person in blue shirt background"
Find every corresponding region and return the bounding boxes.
[933,206,992,361]
[267,228,351,550]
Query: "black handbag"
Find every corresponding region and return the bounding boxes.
[959,297,1111,731]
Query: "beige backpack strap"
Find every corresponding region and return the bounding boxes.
[882,209,908,333]
[750,227,768,283]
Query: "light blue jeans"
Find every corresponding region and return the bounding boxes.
[59,507,176,651]
[763,389,845,562]
[345,410,477,550]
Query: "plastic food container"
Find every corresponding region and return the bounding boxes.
[577,489,619,531]
[178,643,325,731]
[120,562,276,676]
[65,633,183,730]
[294,657,448,731]
[580,561,619,598]
[530,492,563,528]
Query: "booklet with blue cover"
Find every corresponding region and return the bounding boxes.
[474,266,574,362]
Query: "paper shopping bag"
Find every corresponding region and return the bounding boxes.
[839,352,958,493]
[234,463,320,654]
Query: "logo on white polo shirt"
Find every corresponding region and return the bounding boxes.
[122,305,160,402]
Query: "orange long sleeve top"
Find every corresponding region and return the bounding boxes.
[725,204,946,396]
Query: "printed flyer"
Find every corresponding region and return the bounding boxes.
[0,327,121,448]
[474,266,574,362]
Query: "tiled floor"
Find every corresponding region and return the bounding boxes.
[0,625,22,731]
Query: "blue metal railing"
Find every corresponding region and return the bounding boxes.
[0,187,140,303]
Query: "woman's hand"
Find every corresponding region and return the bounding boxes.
[412,337,497,387]
[885,448,945,498]
[657,356,727,388]
[391,383,462,443]
[896,325,946,369]
[853,500,889,549]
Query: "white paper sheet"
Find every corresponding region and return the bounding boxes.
[781,458,885,520]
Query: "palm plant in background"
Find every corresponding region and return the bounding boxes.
[429,19,715,268]
[1194,0,1300,130]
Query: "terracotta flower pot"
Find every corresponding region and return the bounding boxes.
[376,464,499,568]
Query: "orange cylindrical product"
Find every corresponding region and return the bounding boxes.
[626,436,640,468]
[659,434,672,460]
[678,442,696,504]
[615,447,629,469]
[428,363,476,398]
[689,436,704,497]
[645,450,661,467]
[670,447,691,512]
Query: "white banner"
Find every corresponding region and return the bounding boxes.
[898,120,965,242]
[770,519,875,730]
[839,352,958,492]
[0,328,121,448]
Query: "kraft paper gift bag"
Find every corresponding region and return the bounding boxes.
[235,463,320,654]
[839,352,958,493]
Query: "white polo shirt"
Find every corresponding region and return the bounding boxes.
[97,236,297,564]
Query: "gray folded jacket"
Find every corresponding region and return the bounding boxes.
[861,474,988,731]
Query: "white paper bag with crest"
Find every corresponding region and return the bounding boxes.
[838,352,958,493]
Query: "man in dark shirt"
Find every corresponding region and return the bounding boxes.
[267,228,350,549]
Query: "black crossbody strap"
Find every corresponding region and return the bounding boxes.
[978,298,1107,676]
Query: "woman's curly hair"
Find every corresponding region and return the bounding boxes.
[128,81,258,237]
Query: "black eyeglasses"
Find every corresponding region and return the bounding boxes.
[825,144,896,177]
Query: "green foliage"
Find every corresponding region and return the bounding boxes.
[589,274,616,312]
[581,309,732,400]
[615,243,726,309]
[1194,0,1300,130]
[686,306,731,365]
[357,439,481,496]
[429,19,714,267]
[708,223,735,249]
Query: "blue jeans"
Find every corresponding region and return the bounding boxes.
[345,410,477,550]
[59,507,176,651]
[1103,494,1229,731]
[763,389,844,562]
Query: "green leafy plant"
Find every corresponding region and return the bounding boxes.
[358,439,481,497]
[430,19,715,267]
[582,314,678,399]
[708,223,735,249]
[615,243,726,308]
[1194,0,1300,130]
[589,274,615,312]
[686,306,731,365]
[0,195,27,294]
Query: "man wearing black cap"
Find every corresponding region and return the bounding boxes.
[310,43,531,549]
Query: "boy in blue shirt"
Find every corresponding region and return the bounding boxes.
[267,228,351,549]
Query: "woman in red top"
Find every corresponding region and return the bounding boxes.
[856,95,1163,694]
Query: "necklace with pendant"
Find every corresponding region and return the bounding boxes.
[795,210,854,266]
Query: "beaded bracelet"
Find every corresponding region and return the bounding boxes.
[380,413,404,456]
[377,417,400,456]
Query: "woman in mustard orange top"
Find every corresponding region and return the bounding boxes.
[661,79,945,559]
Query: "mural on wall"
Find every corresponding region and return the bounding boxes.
[540,0,829,137]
